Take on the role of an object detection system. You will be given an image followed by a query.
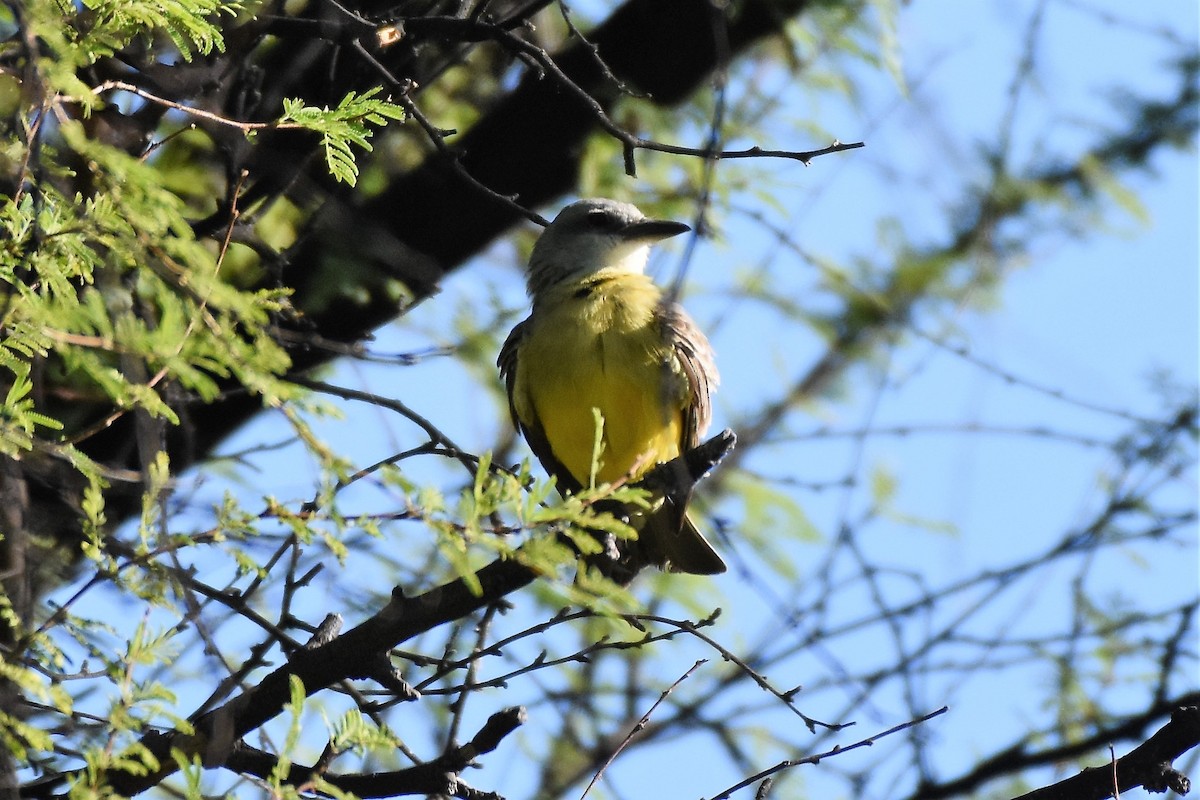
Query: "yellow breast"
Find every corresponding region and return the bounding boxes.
[514,273,687,487]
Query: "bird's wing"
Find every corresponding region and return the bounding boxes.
[497,316,582,495]
[657,300,718,450]
[640,300,725,573]
[497,317,529,432]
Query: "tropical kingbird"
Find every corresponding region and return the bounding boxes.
[498,198,726,575]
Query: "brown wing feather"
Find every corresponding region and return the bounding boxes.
[644,301,726,574]
[659,301,718,447]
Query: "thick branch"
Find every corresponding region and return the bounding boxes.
[105,557,536,796]
[910,692,1200,800]
[225,707,526,798]
[1010,705,1200,800]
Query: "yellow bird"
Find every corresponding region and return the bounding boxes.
[498,199,726,575]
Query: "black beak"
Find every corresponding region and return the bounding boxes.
[621,219,691,242]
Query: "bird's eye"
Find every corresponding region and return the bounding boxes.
[585,209,616,229]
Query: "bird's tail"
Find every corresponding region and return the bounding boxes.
[641,509,727,575]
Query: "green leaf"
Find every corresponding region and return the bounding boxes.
[278,89,407,185]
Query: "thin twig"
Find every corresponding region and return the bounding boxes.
[1109,744,1120,800]
[708,707,950,800]
[579,659,708,799]
[634,613,844,733]
[91,81,304,132]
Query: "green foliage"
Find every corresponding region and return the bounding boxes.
[0,118,294,493]
[270,675,308,789]
[1,367,62,454]
[328,708,402,756]
[279,90,408,186]
[0,0,355,784]
[16,0,239,117]
[77,0,242,62]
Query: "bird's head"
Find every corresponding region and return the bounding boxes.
[526,199,690,296]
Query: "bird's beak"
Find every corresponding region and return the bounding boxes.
[620,219,691,242]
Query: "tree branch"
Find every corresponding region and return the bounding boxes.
[1010,704,1200,800]
[905,693,1200,800]
[224,706,526,798]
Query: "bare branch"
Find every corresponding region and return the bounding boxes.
[579,659,707,799]
[710,707,950,800]
[1008,705,1200,800]
[225,706,526,798]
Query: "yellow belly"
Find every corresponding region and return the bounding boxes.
[515,276,685,487]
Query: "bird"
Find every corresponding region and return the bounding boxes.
[498,198,726,575]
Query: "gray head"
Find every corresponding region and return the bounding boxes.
[526,199,690,296]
